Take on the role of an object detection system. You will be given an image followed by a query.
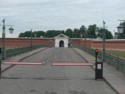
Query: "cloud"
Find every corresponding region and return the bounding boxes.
[0,0,49,6]
[0,0,125,37]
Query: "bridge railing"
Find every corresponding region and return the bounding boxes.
[5,45,52,58]
[75,46,125,75]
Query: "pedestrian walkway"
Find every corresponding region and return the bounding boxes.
[1,47,116,94]
[74,48,125,94]
[2,48,125,94]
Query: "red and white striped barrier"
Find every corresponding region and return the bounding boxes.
[2,61,43,65]
[52,62,94,66]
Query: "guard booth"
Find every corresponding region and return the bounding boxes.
[54,34,69,48]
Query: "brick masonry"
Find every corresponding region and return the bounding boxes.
[0,38,125,50]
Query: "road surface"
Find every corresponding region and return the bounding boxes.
[1,48,117,94]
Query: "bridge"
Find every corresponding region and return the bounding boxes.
[0,46,125,94]
[0,35,125,94]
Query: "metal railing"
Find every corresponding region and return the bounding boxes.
[5,45,52,58]
[75,46,125,75]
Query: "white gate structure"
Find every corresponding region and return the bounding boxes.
[54,34,69,48]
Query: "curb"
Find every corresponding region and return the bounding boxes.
[73,48,119,94]
[103,77,119,94]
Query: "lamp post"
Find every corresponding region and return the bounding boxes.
[84,29,87,49]
[30,29,33,50]
[1,19,14,60]
[34,32,37,38]
[95,27,99,39]
[102,21,106,62]
[2,19,5,60]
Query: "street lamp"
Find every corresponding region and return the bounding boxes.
[102,21,106,62]
[117,23,124,34]
[95,27,99,39]
[9,26,14,34]
[30,29,32,50]
[84,29,87,49]
[1,19,14,60]
[34,33,37,38]
[117,20,125,38]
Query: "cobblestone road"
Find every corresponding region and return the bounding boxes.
[1,48,117,94]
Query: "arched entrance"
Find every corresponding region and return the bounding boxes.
[54,34,69,48]
[59,40,64,47]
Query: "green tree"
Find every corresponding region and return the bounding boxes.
[19,33,25,37]
[79,25,86,38]
[73,28,79,38]
[87,24,97,38]
[106,30,113,39]
[65,29,73,38]
[33,31,45,38]
[98,28,113,39]
[23,31,32,38]
[45,30,62,38]
[18,24,113,39]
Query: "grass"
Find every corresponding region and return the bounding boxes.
[107,50,125,59]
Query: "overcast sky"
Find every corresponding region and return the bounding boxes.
[0,0,125,37]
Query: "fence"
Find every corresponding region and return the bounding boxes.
[76,46,125,75]
[5,45,52,58]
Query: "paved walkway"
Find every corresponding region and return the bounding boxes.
[74,48,125,94]
[1,48,116,94]
[1,47,125,94]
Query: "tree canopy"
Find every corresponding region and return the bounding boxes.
[18,24,113,39]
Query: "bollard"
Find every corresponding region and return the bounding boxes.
[95,62,103,80]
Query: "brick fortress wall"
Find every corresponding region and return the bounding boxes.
[0,38,54,47]
[0,38,125,50]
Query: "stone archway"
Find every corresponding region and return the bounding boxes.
[59,40,64,47]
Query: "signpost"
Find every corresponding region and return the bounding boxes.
[95,49,99,62]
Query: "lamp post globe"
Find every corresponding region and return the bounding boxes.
[95,28,99,39]
[95,28,99,36]
[117,25,124,33]
[9,26,14,34]
[117,22,125,39]
[117,22,125,34]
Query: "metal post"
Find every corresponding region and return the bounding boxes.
[1,19,14,60]
[0,47,1,78]
[103,21,106,62]
[0,58,1,78]
[2,19,6,60]
[84,30,87,50]
[31,29,32,50]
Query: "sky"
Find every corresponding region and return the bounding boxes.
[0,0,125,38]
